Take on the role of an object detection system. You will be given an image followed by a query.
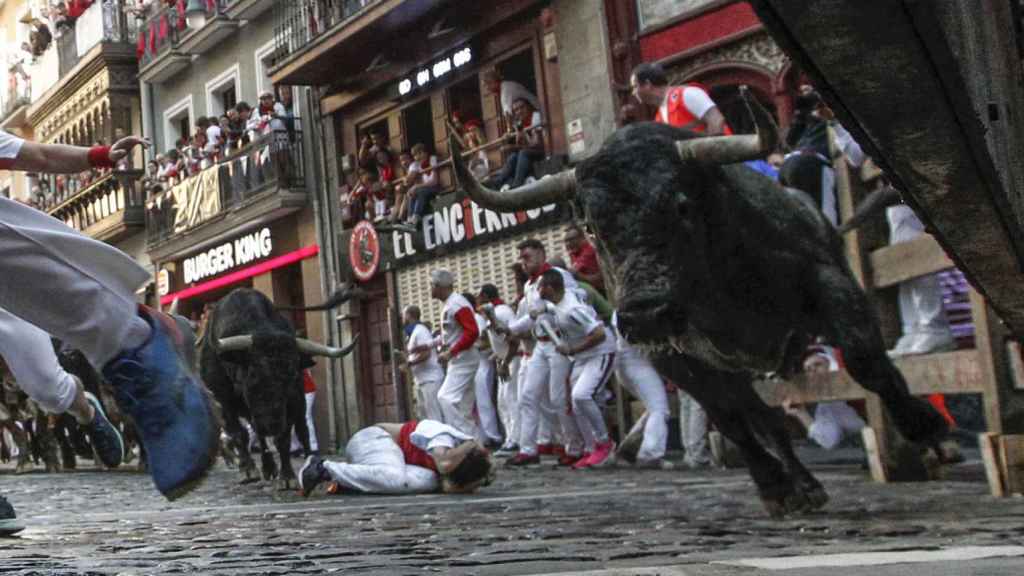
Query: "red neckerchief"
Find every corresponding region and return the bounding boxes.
[379,164,394,181]
[528,263,552,283]
[491,298,505,307]
[259,103,274,116]
[522,113,534,128]
[420,158,431,170]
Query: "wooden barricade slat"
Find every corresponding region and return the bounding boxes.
[869,234,955,288]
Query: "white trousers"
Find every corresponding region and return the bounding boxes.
[0,196,150,369]
[519,342,583,456]
[474,356,502,443]
[290,391,320,453]
[571,353,616,447]
[323,426,438,494]
[616,343,669,462]
[414,378,444,422]
[679,391,710,465]
[887,206,953,348]
[0,308,77,414]
[437,350,481,438]
[498,355,522,445]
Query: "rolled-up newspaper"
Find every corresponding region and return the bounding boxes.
[537,316,564,348]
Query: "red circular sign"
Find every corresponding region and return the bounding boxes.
[349,221,381,282]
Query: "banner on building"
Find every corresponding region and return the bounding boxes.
[172,167,221,233]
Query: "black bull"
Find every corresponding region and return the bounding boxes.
[200,287,359,489]
[450,94,950,517]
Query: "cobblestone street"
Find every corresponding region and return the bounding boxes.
[3,447,1024,575]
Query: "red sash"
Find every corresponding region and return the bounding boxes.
[398,421,437,472]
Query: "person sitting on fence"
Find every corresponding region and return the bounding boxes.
[346,168,379,223]
[375,148,398,222]
[485,97,545,191]
[404,143,440,229]
[782,347,867,451]
[298,419,494,497]
[234,102,253,148]
[387,150,415,224]
[450,110,489,180]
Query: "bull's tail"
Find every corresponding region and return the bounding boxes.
[276,284,366,312]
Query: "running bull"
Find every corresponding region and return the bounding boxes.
[200,286,360,489]
[449,90,950,517]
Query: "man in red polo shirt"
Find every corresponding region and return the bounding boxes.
[298,419,494,496]
[630,62,728,135]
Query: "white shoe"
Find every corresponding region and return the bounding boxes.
[500,184,511,192]
[906,331,956,355]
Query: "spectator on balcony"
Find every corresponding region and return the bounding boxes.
[29,19,53,57]
[482,69,541,116]
[234,101,253,147]
[143,159,163,196]
[450,111,488,180]
[346,168,377,223]
[484,98,544,192]
[404,143,439,229]
[387,150,415,225]
[277,85,297,137]
[203,116,222,159]
[223,110,243,152]
[164,149,182,185]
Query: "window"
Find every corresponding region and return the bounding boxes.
[205,64,241,118]
[402,99,435,155]
[163,94,194,152]
[637,0,720,31]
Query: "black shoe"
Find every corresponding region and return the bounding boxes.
[298,455,329,497]
[483,439,503,451]
[83,392,124,469]
[0,495,25,537]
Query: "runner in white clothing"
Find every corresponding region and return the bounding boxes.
[611,311,672,469]
[479,284,518,453]
[0,130,219,536]
[505,238,585,467]
[298,419,494,496]
[538,269,617,469]
[432,269,481,438]
[403,305,445,421]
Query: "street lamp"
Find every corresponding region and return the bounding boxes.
[185,0,208,29]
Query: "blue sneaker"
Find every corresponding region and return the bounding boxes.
[102,306,220,500]
[83,390,124,468]
[0,494,24,537]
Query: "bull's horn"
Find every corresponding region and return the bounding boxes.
[448,133,577,211]
[168,298,179,316]
[676,85,779,165]
[218,335,254,351]
[295,333,360,358]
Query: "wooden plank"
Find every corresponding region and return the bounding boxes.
[754,349,983,405]
[999,435,1024,495]
[861,427,888,483]
[869,234,954,288]
[970,288,1021,435]
[980,432,1006,497]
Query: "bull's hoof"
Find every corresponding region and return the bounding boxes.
[760,481,829,518]
[890,395,949,446]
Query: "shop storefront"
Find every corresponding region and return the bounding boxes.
[328,0,573,427]
[155,214,321,334]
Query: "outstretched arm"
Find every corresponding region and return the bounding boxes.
[838,185,901,235]
[14,136,148,174]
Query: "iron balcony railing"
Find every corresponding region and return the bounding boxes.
[272,0,382,70]
[59,0,137,76]
[0,76,31,121]
[42,170,147,235]
[146,126,306,245]
[138,0,186,68]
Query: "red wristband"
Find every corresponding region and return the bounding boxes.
[88,146,114,168]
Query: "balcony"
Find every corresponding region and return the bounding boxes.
[224,0,276,22]
[176,0,240,56]
[0,77,31,130]
[270,0,437,86]
[146,128,308,261]
[138,1,191,83]
[58,0,138,77]
[42,171,148,244]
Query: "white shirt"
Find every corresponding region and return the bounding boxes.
[407,323,443,383]
[500,80,542,115]
[551,292,615,360]
[509,266,579,343]
[485,302,516,359]
[205,125,222,152]
[0,130,25,165]
[808,402,866,450]
[407,155,438,187]
[410,419,474,452]
[441,291,476,358]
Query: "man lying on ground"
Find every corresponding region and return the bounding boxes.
[298,419,494,496]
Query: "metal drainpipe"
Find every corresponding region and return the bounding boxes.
[305,85,346,452]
